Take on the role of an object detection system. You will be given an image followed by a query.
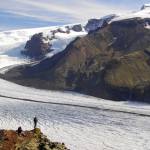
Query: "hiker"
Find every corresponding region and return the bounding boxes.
[17,126,22,135]
[34,117,38,129]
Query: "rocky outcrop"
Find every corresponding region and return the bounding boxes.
[0,128,69,150]
[3,18,150,103]
[141,4,150,10]
[85,14,116,32]
[71,24,83,32]
[22,33,52,59]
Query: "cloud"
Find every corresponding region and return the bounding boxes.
[0,0,131,24]
[1,0,148,30]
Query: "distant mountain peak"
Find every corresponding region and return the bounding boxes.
[112,4,150,22]
[85,14,117,32]
[141,4,150,10]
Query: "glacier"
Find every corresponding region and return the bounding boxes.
[0,78,150,150]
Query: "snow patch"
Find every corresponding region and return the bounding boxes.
[112,4,150,22]
[141,4,150,10]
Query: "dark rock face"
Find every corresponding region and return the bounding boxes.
[141,4,150,10]
[85,14,116,32]
[3,18,150,103]
[22,33,52,59]
[71,24,83,32]
[85,18,103,32]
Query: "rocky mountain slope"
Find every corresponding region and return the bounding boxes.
[2,5,150,102]
[0,128,68,150]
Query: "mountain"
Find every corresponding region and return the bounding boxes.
[0,128,68,150]
[2,5,150,102]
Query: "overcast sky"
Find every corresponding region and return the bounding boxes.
[0,0,149,30]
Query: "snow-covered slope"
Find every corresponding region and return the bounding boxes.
[112,4,150,22]
[0,24,87,69]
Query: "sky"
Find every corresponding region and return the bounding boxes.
[0,0,150,31]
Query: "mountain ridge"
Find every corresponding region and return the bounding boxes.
[2,16,150,102]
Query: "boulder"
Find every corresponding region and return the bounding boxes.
[71,24,83,32]
[85,14,116,32]
[22,33,52,59]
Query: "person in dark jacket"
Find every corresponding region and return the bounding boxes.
[34,117,38,129]
[17,126,22,135]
